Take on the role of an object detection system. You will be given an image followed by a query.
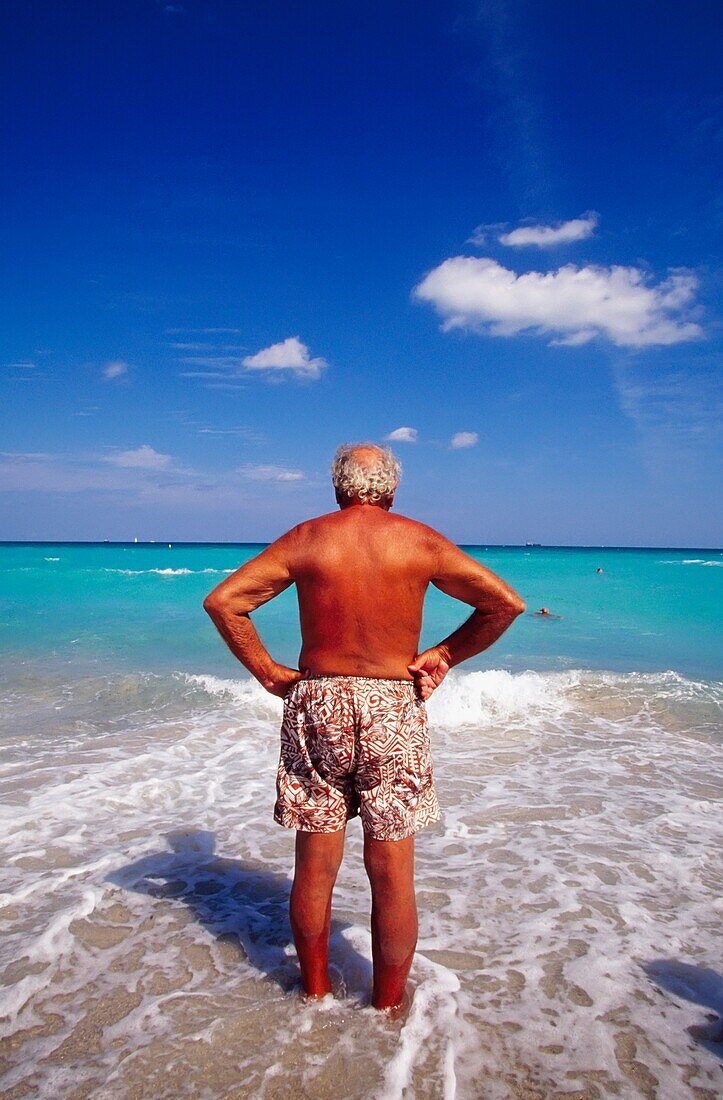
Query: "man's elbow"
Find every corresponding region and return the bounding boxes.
[203,590,226,619]
[506,593,526,619]
[203,589,253,620]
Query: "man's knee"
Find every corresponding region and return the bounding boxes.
[294,830,345,882]
[363,835,415,891]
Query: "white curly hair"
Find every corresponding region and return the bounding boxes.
[331,442,401,503]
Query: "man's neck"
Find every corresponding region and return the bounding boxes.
[337,497,392,512]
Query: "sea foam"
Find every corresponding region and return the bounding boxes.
[0,666,720,1098]
[102,567,235,576]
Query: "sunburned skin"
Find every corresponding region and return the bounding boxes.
[204,498,526,696]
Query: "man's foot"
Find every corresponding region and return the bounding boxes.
[300,975,333,999]
[300,988,334,1005]
[373,988,411,1020]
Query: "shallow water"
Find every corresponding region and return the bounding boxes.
[0,544,722,1097]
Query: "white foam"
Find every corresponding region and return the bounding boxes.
[44,556,60,561]
[660,558,723,567]
[0,666,720,1097]
[375,934,466,1100]
[103,567,229,576]
[426,668,576,729]
[182,673,283,722]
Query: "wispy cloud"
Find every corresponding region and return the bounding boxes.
[238,463,305,482]
[3,360,54,382]
[414,257,703,348]
[615,366,722,442]
[470,0,553,206]
[198,426,264,442]
[468,223,507,247]
[0,450,308,507]
[613,362,722,481]
[385,427,418,443]
[498,213,598,247]
[0,452,143,494]
[0,451,53,461]
[178,358,244,370]
[242,337,326,381]
[105,444,172,469]
[179,370,236,379]
[450,431,478,449]
[165,327,242,336]
[103,360,129,380]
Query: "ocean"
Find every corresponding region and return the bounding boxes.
[0,542,721,1098]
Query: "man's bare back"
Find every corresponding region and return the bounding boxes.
[294,508,432,679]
[204,500,523,692]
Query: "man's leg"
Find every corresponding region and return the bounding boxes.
[363,834,417,1011]
[290,829,346,997]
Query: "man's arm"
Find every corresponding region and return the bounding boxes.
[409,539,525,699]
[203,532,304,698]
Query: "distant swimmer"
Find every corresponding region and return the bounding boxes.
[596,567,604,574]
[534,607,563,619]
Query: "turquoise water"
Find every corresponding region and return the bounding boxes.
[1,542,721,679]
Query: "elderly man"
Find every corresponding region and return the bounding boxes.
[203,442,524,1013]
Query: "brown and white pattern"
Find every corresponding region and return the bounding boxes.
[274,676,441,841]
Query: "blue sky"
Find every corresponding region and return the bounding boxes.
[1,0,721,545]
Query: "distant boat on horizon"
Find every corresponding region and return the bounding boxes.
[525,541,542,547]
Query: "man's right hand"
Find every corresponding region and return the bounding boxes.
[408,647,450,701]
[263,664,309,699]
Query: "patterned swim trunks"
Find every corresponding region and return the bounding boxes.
[274,676,441,842]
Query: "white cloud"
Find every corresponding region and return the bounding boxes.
[242,337,326,380]
[103,360,128,380]
[238,464,304,482]
[450,431,478,449]
[385,427,418,443]
[498,213,598,247]
[106,445,173,469]
[414,257,702,348]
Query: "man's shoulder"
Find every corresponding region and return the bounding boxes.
[289,510,339,536]
[273,511,339,549]
[388,512,450,546]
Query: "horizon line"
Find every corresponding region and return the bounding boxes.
[0,540,721,552]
